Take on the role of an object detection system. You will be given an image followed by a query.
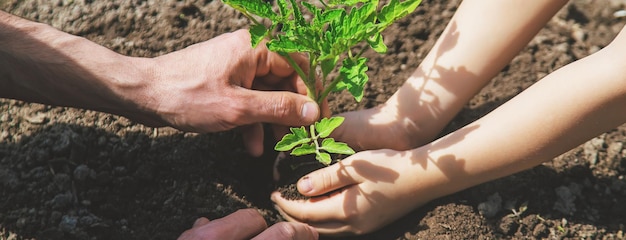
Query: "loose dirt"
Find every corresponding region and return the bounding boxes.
[1,0,625,239]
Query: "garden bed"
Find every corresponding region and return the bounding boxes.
[1,0,625,239]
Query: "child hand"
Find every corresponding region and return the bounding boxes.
[331,106,423,151]
[271,149,438,236]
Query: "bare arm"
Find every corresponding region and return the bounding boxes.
[0,10,147,115]
[423,27,626,195]
[335,0,569,150]
[0,10,319,155]
[272,25,626,235]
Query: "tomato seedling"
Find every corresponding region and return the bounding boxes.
[223,0,422,165]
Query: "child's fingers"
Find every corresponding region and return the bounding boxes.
[271,191,347,222]
[296,159,359,196]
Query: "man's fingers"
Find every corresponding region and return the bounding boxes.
[192,217,210,227]
[178,209,268,240]
[252,222,319,240]
[241,90,319,127]
[215,209,268,239]
[241,123,265,157]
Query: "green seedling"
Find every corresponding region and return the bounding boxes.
[223,0,422,165]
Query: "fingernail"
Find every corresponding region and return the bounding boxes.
[301,102,319,123]
[297,176,313,194]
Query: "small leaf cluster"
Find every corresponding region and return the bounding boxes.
[223,0,422,103]
[275,116,354,165]
[222,0,421,165]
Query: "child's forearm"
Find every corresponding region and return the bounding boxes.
[0,11,148,113]
[385,0,568,147]
[412,29,626,197]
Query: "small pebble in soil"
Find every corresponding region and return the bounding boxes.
[73,164,94,181]
[477,192,502,218]
[50,192,74,210]
[532,223,549,238]
[59,215,78,232]
[498,217,518,235]
[16,217,27,229]
[553,183,581,216]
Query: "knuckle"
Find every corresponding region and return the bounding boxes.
[294,207,314,223]
[343,208,360,223]
[318,171,335,191]
[269,94,294,119]
[273,223,298,240]
[223,103,248,126]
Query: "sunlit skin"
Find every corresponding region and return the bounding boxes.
[272,0,626,236]
[1,9,323,238]
[177,209,318,240]
[0,10,318,157]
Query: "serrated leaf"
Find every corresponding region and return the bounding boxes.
[223,0,278,21]
[316,152,332,165]
[276,0,291,20]
[319,9,344,25]
[289,0,305,26]
[291,143,316,156]
[350,2,376,25]
[367,32,387,53]
[275,126,311,151]
[301,2,319,17]
[379,0,422,27]
[321,138,355,155]
[267,35,313,53]
[327,0,368,7]
[249,24,268,48]
[334,57,369,102]
[315,117,345,138]
[320,56,339,77]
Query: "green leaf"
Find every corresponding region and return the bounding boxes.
[291,143,316,156]
[318,9,344,25]
[320,56,339,77]
[249,24,268,48]
[321,138,355,155]
[223,0,278,21]
[267,35,313,53]
[316,152,332,165]
[334,57,369,102]
[276,0,291,21]
[327,0,369,7]
[274,126,311,151]
[289,0,306,26]
[315,117,345,138]
[367,32,387,53]
[379,0,422,27]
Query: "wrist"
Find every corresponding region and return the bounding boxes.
[102,56,167,125]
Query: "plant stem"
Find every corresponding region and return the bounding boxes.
[281,53,319,103]
[310,124,321,155]
[318,74,343,103]
[308,58,319,102]
[282,53,308,83]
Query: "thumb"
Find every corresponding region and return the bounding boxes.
[242,90,319,127]
[296,161,357,196]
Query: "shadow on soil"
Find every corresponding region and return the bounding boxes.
[0,122,268,239]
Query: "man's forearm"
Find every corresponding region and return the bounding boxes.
[0,11,149,114]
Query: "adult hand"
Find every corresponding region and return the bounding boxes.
[1,12,317,157]
[126,29,317,156]
[271,149,439,236]
[177,209,318,240]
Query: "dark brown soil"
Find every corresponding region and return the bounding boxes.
[1,0,626,239]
